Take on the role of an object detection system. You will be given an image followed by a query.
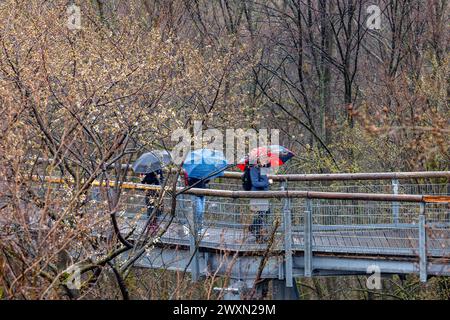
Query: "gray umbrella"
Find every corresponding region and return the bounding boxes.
[132,150,172,174]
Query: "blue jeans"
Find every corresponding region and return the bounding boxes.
[193,195,206,230]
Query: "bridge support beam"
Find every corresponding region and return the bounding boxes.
[281,181,293,287]
[132,246,450,288]
[419,203,427,282]
[304,199,313,277]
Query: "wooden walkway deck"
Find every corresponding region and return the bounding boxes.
[128,220,450,257]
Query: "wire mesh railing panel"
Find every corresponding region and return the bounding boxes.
[288,181,392,194]
[193,197,284,250]
[311,202,420,255]
[208,177,243,190]
[424,203,450,257]
[289,199,450,257]
[20,178,450,257]
[110,190,285,250]
[285,181,449,195]
[113,185,449,255]
[398,183,449,195]
[290,198,307,229]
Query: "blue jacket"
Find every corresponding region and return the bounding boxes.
[249,166,269,191]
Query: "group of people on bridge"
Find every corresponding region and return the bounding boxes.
[134,145,295,243]
[141,160,273,242]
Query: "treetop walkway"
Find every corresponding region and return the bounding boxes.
[31,170,450,299]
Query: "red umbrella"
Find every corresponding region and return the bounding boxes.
[236,145,295,171]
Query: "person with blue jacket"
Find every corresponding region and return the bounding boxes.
[249,165,270,191]
[248,160,270,242]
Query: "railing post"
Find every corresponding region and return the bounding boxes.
[392,179,399,224]
[177,176,186,222]
[190,197,199,282]
[304,198,313,277]
[281,181,293,287]
[419,203,427,282]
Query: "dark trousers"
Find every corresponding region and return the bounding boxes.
[249,210,269,239]
[145,195,161,222]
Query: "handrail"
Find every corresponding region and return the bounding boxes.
[220,171,450,181]
[32,175,450,203]
[31,157,449,182]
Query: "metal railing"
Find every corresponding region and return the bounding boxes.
[26,172,450,284]
[111,181,449,283]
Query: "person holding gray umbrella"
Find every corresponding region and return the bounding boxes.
[132,150,172,235]
[132,150,172,174]
[141,169,163,235]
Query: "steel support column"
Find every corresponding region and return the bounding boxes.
[392,179,399,224]
[190,197,199,282]
[272,279,300,300]
[419,203,427,282]
[304,198,313,277]
[281,181,293,287]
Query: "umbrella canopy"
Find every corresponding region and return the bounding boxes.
[237,145,295,171]
[132,150,172,174]
[182,149,228,179]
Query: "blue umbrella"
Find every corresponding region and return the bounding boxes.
[182,149,228,179]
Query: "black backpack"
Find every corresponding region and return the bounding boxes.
[242,166,252,191]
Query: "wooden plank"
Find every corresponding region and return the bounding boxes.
[327,233,340,248]
[385,229,404,250]
[335,230,370,252]
[313,232,323,247]
[367,230,383,251]
[319,233,331,248]
[335,231,349,248]
[381,229,399,250]
[376,230,391,249]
